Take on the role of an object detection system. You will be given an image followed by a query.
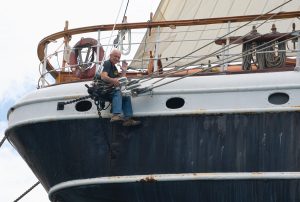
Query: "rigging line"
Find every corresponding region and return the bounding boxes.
[140,31,297,93]
[211,0,236,50]
[151,31,296,83]
[238,0,251,30]
[151,35,262,78]
[13,181,40,202]
[0,135,6,148]
[139,23,267,83]
[145,10,286,84]
[113,0,130,48]
[152,34,298,92]
[151,0,292,75]
[123,0,129,19]
[104,0,126,59]
[141,29,148,68]
[94,0,127,78]
[173,0,204,60]
[141,36,297,94]
[151,9,289,82]
[190,0,221,56]
[261,0,270,16]
[133,0,292,85]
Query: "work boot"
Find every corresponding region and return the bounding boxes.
[122,119,141,127]
[110,115,124,122]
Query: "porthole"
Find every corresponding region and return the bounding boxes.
[268,92,289,105]
[166,97,185,109]
[75,100,92,112]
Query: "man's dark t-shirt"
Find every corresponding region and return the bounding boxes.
[102,60,119,78]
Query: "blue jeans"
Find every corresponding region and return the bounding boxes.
[112,90,133,118]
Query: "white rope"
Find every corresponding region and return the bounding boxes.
[94,0,127,79]
[105,0,126,57]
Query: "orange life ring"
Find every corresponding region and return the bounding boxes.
[69,37,104,79]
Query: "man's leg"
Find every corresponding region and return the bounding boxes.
[112,90,122,115]
[122,96,133,118]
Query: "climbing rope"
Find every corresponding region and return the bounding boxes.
[14,181,40,202]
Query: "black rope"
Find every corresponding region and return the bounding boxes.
[242,37,287,70]
[123,0,130,20]
[14,181,40,202]
[0,135,7,148]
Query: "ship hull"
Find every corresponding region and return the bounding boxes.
[6,111,300,202]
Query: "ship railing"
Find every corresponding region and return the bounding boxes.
[37,11,300,88]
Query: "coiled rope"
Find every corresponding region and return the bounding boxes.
[242,26,287,70]
[264,41,286,68]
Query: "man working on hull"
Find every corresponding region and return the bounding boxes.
[101,49,141,127]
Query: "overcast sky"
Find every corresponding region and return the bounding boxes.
[0,0,159,201]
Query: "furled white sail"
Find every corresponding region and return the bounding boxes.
[130,0,300,69]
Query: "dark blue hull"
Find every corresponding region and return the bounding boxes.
[6,112,300,202]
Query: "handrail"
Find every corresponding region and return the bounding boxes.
[37,11,300,78]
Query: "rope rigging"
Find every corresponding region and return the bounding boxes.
[128,2,290,87]
[132,33,297,95]
[0,135,7,148]
[13,181,40,202]
[144,23,294,89]
[95,0,130,78]
[113,0,131,55]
